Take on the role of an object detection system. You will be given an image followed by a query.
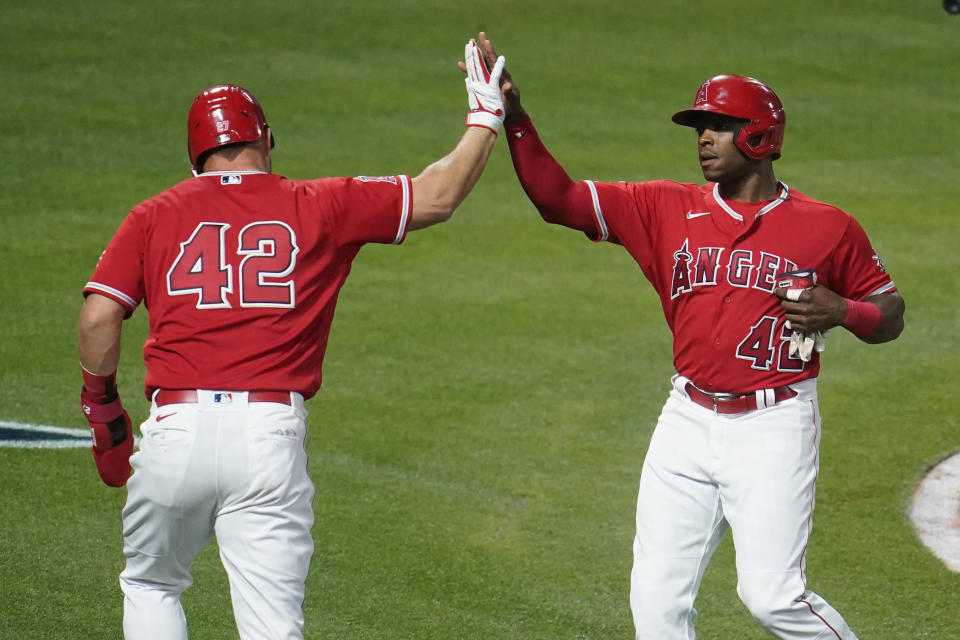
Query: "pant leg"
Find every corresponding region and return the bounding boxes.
[120,405,217,640]
[718,381,858,640]
[214,401,316,640]
[631,391,730,640]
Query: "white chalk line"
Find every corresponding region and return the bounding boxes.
[0,420,92,449]
[910,450,960,573]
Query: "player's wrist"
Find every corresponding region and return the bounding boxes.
[841,298,882,339]
[504,113,535,144]
[80,367,125,426]
[81,367,118,403]
[503,106,529,127]
[466,110,504,134]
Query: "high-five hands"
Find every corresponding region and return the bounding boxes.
[472,32,526,125]
[460,38,505,133]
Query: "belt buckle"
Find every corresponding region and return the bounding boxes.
[708,391,739,414]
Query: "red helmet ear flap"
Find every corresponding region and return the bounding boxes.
[736,121,784,161]
[672,74,785,160]
[187,85,270,172]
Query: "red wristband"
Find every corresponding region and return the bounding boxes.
[81,368,118,403]
[842,299,882,339]
[83,396,125,424]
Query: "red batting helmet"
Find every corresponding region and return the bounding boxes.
[672,74,785,160]
[187,84,273,172]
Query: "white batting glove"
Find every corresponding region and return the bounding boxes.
[463,38,505,133]
[788,327,828,362]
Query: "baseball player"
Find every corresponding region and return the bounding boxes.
[475,33,905,640]
[76,39,506,640]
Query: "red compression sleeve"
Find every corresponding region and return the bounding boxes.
[842,298,883,339]
[505,116,597,233]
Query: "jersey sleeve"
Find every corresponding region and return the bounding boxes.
[824,215,896,300]
[83,210,146,315]
[587,180,662,270]
[310,175,412,247]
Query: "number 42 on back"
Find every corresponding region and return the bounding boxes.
[166,221,300,309]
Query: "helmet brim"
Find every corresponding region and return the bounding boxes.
[671,109,748,128]
[671,109,700,127]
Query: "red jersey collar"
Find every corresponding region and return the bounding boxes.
[712,182,790,222]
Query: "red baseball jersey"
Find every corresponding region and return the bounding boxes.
[569,179,896,392]
[84,171,412,399]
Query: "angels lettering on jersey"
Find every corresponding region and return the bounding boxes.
[670,238,798,299]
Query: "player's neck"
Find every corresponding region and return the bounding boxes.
[716,167,778,203]
[203,148,271,174]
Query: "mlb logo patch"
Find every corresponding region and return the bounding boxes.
[221,174,242,185]
[213,393,233,403]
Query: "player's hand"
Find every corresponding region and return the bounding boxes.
[459,32,527,126]
[459,37,506,133]
[774,283,847,335]
[476,32,526,124]
[81,388,134,487]
[472,31,526,125]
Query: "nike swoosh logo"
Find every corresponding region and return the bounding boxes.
[156,413,177,422]
[686,210,711,219]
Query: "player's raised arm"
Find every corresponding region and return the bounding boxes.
[408,39,504,231]
[474,32,596,233]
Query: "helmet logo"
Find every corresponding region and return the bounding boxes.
[695,80,710,105]
[216,120,231,133]
[217,133,232,144]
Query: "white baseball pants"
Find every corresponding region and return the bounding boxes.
[630,376,858,640]
[119,390,315,640]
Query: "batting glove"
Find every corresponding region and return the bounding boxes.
[80,370,134,487]
[787,327,828,362]
[777,269,828,363]
[464,38,506,133]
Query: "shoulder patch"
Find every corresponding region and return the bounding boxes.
[872,254,887,272]
[354,175,398,184]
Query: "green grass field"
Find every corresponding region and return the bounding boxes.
[2,1,959,638]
